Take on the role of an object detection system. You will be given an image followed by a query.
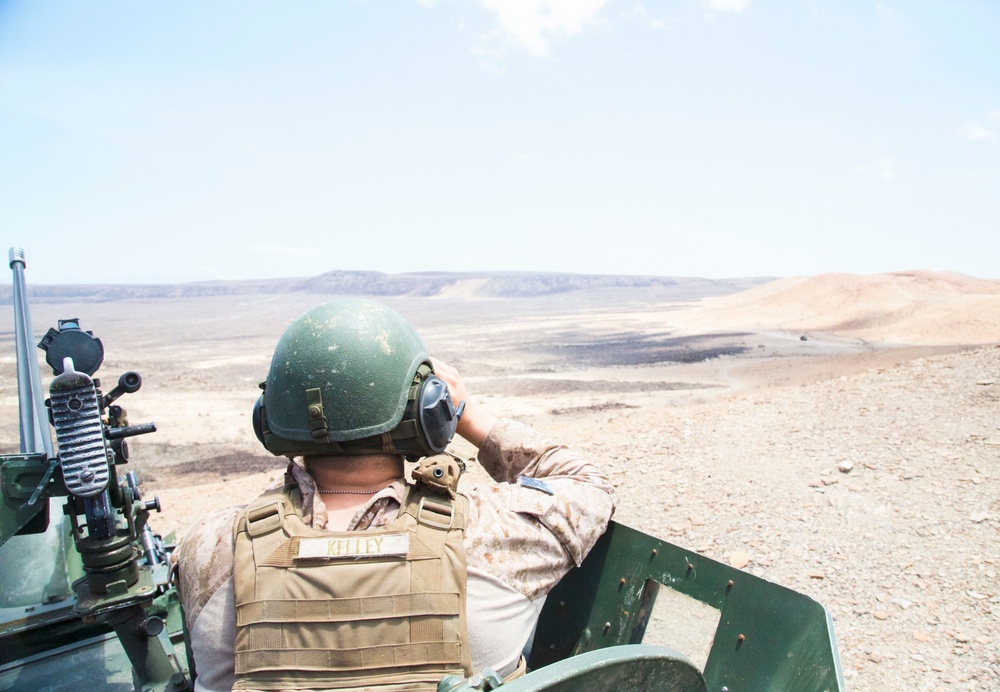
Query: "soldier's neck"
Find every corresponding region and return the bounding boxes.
[304,454,404,532]
[305,453,405,493]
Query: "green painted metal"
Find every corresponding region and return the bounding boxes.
[505,645,706,692]
[530,521,845,691]
[0,454,51,547]
[0,498,81,610]
[0,627,191,691]
[1,248,192,691]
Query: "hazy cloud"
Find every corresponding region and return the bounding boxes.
[857,155,896,183]
[874,2,896,18]
[959,122,998,142]
[470,43,508,74]
[477,0,608,57]
[619,3,645,21]
[619,3,669,31]
[705,0,752,13]
[878,156,896,182]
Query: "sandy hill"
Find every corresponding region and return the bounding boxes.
[674,271,1000,345]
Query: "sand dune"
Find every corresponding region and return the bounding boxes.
[674,271,1000,345]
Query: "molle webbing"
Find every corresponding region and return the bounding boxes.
[231,486,470,691]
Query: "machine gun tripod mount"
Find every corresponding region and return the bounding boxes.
[1,248,190,691]
[41,320,159,599]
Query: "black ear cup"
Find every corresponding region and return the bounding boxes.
[252,395,267,448]
[414,375,465,454]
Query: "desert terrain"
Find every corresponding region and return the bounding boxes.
[1,269,998,689]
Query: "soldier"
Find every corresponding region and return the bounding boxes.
[175,299,615,691]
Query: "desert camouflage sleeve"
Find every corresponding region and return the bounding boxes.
[463,418,615,601]
[173,506,241,692]
[174,506,240,628]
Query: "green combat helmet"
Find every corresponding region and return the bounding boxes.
[253,298,464,459]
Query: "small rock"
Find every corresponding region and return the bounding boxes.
[873,610,889,620]
[729,551,752,569]
[822,476,840,486]
[913,631,931,642]
[976,636,991,644]
[969,511,992,523]
[808,572,825,580]
[689,515,705,526]
[976,380,995,386]
[837,460,854,473]
[867,652,883,663]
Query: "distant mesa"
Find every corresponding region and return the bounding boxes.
[5,268,998,348]
[0,270,770,303]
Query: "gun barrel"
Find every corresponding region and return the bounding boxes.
[8,248,54,459]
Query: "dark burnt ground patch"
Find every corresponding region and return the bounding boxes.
[137,452,283,487]
[549,401,639,415]
[475,377,720,397]
[526,331,754,368]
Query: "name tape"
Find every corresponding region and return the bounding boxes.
[297,534,409,560]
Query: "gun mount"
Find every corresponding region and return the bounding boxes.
[0,248,189,691]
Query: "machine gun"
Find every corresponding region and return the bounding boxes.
[0,248,190,691]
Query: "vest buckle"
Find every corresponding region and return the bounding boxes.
[245,502,284,537]
[416,496,454,530]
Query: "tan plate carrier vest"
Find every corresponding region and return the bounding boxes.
[231,478,472,691]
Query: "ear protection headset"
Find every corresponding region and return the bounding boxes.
[253,365,465,460]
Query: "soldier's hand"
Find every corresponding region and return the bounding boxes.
[431,358,497,448]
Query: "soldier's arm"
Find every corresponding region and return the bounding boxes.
[433,357,613,491]
[431,358,497,448]
[175,507,240,691]
[434,359,615,596]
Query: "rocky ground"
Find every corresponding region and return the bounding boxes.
[145,342,1000,690]
[588,345,1000,690]
[2,274,998,690]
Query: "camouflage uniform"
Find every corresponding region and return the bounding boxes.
[176,419,615,692]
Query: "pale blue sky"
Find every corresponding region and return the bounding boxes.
[1,1,997,284]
